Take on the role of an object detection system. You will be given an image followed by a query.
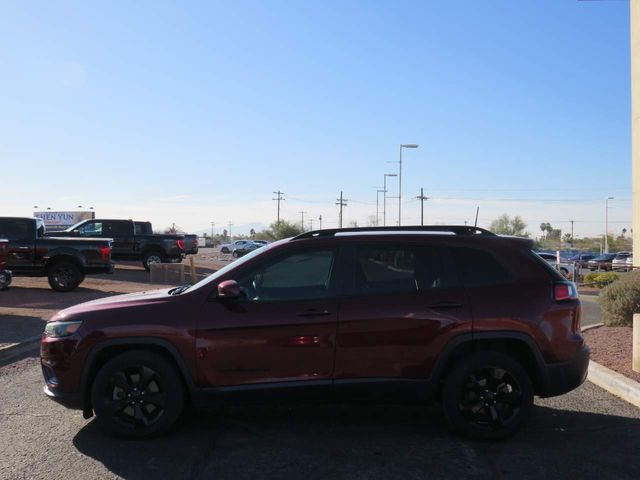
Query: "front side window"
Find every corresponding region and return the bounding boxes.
[79,222,102,237]
[237,249,335,302]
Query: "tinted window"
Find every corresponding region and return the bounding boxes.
[105,221,132,236]
[356,246,417,294]
[450,247,512,287]
[237,249,335,301]
[0,219,31,241]
[79,222,102,236]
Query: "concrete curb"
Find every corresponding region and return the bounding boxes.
[581,323,640,409]
[0,336,40,363]
[588,360,640,409]
[582,322,604,332]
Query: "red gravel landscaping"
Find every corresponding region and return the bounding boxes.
[583,325,640,383]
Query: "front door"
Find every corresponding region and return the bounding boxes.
[196,246,343,398]
[334,241,472,400]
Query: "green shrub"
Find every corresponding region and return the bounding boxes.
[584,272,619,288]
[599,270,640,326]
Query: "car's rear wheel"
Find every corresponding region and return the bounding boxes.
[142,251,165,271]
[232,250,240,258]
[441,351,533,441]
[221,247,229,254]
[47,261,82,292]
[91,350,184,439]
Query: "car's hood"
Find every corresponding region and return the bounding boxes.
[50,288,174,321]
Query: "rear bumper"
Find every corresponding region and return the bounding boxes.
[539,344,590,397]
[85,262,115,275]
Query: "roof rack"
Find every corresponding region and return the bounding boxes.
[293,225,495,240]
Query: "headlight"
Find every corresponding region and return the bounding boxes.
[45,320,83,338]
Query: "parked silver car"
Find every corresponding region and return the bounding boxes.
[612,252,633,271]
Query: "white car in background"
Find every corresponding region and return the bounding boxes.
[535,252,575,279]
[612,252,633,271]
[220,239,254,254]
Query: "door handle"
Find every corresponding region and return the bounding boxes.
[426,302,462,309]
[296,309,330,317]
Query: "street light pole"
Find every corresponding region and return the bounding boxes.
[398,144,418,226]
[605,196,614,253]
[383,174,397,226]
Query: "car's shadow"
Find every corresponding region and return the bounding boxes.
[72,402,640,480]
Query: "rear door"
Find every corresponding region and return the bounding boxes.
[101,220,135,257]
[0,218,35,273]
[334,240,472,399]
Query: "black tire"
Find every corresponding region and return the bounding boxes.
[47,261,82,292]
[232,250,240,258]
[91,350,185,439]
[221,247,229,254]
[142,251,165,271]
[441,351,533,441]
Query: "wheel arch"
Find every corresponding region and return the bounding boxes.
[45,252,86,272]
[431,332,548,398]
[79,337,195,419]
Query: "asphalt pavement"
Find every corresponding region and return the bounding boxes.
[1,352,639,480]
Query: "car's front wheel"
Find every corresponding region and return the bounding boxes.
[441,351,533,441]
[91,350,185,439]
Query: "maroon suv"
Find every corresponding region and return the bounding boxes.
[41,226,589,440]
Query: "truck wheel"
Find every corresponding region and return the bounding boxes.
[441,351,533,441]
[48,261,82,292]
[142,251,165,271]
[91,350,185,439]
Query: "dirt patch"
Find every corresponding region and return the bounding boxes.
[583,326,640,383]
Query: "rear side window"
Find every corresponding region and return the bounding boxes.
[79,222,102,236]
[0,219,31,241]
[356,246,418,294]
[450,247,512,287]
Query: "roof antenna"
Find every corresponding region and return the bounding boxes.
[474,206,480,227]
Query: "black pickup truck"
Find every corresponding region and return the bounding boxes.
[50,219,185,271]
[0,217,114,291]
[134,221,199,255]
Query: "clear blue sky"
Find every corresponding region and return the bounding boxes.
[0,0,632,237]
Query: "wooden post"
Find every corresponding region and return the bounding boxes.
[189,256,197,284]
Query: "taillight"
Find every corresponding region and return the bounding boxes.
[99,246,111,262]
[176,240,185,250]
[554,282,578,301]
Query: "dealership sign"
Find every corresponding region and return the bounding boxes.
[33,211,95,232]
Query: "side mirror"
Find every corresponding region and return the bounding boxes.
[217,280,240,299]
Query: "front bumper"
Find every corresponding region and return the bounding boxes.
[540,344,590,397]
[43,384,83,410]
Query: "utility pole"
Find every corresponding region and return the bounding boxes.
[299,211,306,230]
[383,173,397,226]
[570,220,574,247]
[416,188,429,226]
[605,197,614,253]
[376,188,385,226]
[398,144,419,226]
[318,214,323,230]
[272,191,285,224]
[210,221,215,238]
[336,191,348,228]
[227,222,233,240]
[308,218,314,230]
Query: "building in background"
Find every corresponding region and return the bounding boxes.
[33,211,95,232]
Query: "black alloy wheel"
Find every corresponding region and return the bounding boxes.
[442,351,533,441]
[92,351,184,438]
[47,261,82,292]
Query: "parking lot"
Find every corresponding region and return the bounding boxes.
[1,352,639,480]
